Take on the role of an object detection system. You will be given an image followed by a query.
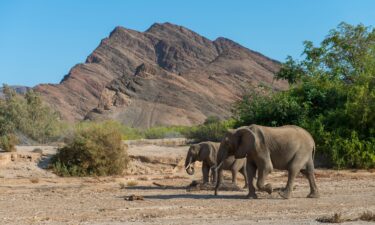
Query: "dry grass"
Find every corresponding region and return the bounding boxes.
[119,182,126,189]
[316,213,344,223]
[359,211,375,222]
[163,175,186,179]
[126,180,138,187]
[317,211,375,223]
[29,177,40,184]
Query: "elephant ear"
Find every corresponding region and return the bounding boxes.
[234,128,257,158]
[198,143,211,161]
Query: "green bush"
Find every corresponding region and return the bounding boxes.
[119,126,144,140]
[203,116,221,125]
[234,23,375,168]
[143,126,188,139]
[186,119,235,142]
[0,134,18,152]
[0,85,64,143]
[51,121,129,176]
[234,90,306,127]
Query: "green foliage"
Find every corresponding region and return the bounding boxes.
[119,126,144,140]
[235,23,375,168]
[275,56,305,84]
[0,134,18,152]
[0,85,63,143]
[52,121,129,176]
[203,116,221,125]
[234,91,306,127]
[21,90,63,143]
[186,119,235,142]
[143,126,188,139]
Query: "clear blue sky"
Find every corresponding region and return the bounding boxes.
[1,0,374,87]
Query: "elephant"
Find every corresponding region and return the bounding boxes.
[185,141,248,187]
[214,125,319,199]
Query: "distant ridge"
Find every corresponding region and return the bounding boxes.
[0,86,30,98]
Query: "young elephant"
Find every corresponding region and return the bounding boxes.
[185,141,248,186]
[215,125,319,199]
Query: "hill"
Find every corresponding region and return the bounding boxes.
[35,22,287,127]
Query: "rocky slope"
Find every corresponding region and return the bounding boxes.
[35,22,287,127]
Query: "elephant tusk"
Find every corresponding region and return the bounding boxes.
[215,161,223,171]
[185,156,193,170]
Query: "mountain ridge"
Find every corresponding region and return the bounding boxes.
[35,22,287,127]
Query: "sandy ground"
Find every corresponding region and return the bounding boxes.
[0,144,375,225]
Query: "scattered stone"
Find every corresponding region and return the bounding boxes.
[125,194,144,201]
[32,148,43,154]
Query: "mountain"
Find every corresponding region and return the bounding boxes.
[35,22,287,127]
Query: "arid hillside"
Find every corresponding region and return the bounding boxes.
[35,22,287,127]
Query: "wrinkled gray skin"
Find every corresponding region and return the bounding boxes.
[185,141,248,186]
[215,125,319,199]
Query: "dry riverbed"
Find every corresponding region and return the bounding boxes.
[0,144,374,225]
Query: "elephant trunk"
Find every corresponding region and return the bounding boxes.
[216,145,228,169]
[185,156,195,175]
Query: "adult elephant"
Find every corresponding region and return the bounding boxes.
[214,125,319,199]
[185,141,248,187]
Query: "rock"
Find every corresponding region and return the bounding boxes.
[35,22,287,127]
[125,194,144,201]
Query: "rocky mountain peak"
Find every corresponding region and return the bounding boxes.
[35,22,287,126]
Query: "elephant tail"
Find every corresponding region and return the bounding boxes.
[312,144,316,161]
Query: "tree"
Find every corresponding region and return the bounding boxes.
[235,23,375,168]
[0,84,63,144]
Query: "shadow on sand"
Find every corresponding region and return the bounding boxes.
[118,193,246,200]
[125,185,186,190]
[142,193,246,200]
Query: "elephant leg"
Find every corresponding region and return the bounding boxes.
[231,169,238,186]
[246,161,257,199]
[211,167,217,184]
[214,169,223,196]
[279,158,303,199]
[240,166,248,188]
[301,158,320,198]
[256,166,273,195]
[202,162,209,184]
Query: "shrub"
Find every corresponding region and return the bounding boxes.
[126,180,138,187]
[186,119,235,142]
[51,121,129,176]
[143,126,188,139]
[0,134,18,152]
[234,90,306,127]
[0,85,64,143]
[119,126,144,140]
[234,23,375,168]
[203,116,221,125]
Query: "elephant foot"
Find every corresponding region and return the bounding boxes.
[307,191,320,198]
[265,184,273,195]
[278,189,291,199]
[246,193,258,199]
[214,190,219,196]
